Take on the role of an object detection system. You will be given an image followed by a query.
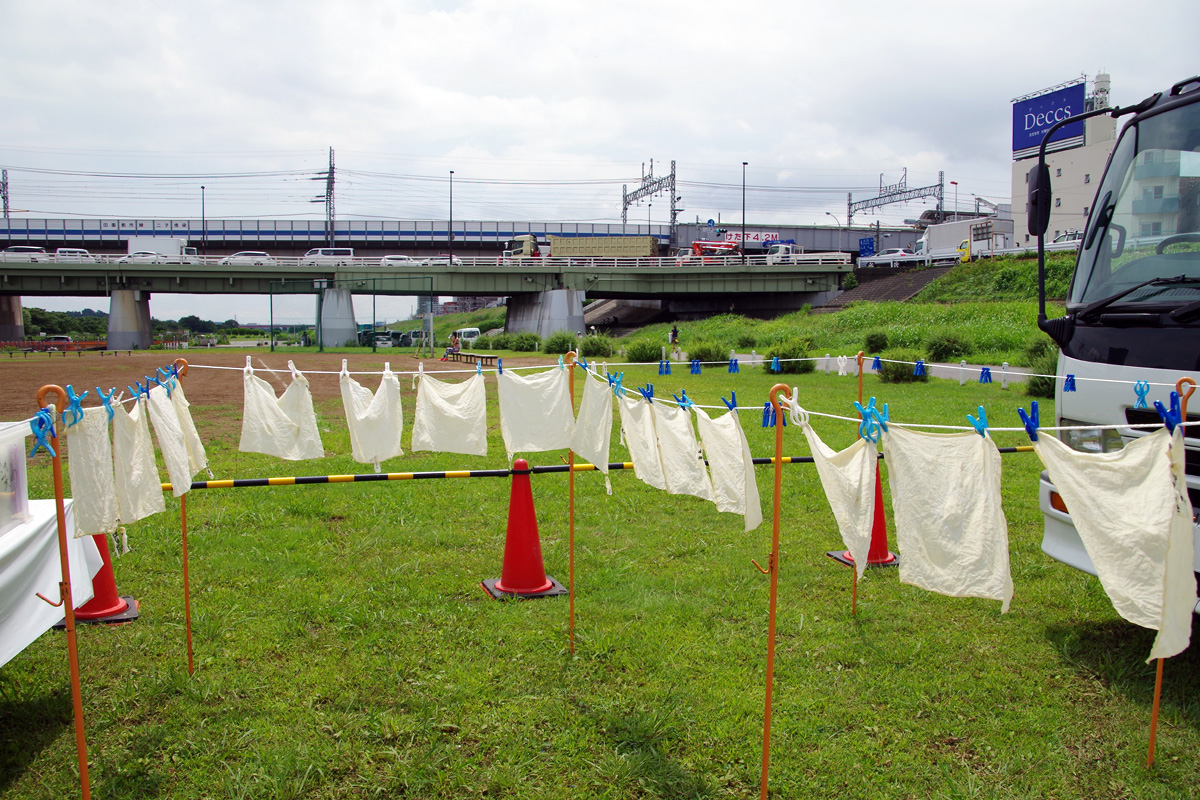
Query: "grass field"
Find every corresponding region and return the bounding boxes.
[2,358,1197,799]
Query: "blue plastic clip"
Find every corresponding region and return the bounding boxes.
[762,402,783,428]
[29,409,56,458]
[638,384,654,402]
[497,358,503,375]
[871,355,882,371]
[558,355,564,370]
[854,398,881,442]
[913,359,926,377]
[660,360,672,376]
[578,356,589,371]
[1154,391,1181,434]
[770,356,780,373]
[477,360,483,375]
[1134,380,1151,410]
[156,367,175,397]
[610,372,624,397]
[690,359,701,375]
[979,367,993,384]
[672,389,694,410]
[96,387,116,422]
[722,392,738,412]
[967,406,989,438]
[728,357,739,374]
[1017,401,1040,442]
[63,385,89,428]
[1063,374,1077,392]
[872,401,889,433]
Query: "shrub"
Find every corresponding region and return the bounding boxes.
[580,334,615,357]
[625,339,664,363]
[472,337,491,350]
[736,332,757,349]
[1024,336,1054,361]
[685,339,727,363]
[543,330,577,354]
[1026,346,1060,398]
[488,333,513,350]
[509,332,541,352]
[764,339,816,374]
[864,330,889,353]
[878,348,929,383]
[925,330,971,361]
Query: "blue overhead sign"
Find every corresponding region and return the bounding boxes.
[707,219,715,227]
[859,238,875,257]
[1012,83,1086,152]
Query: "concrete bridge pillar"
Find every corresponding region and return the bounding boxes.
[108,289,153,350]
[0,296,24,341]
[316,288,357,348]
[505,289,585,339]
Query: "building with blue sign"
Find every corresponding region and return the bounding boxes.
[1010,74,1117,244]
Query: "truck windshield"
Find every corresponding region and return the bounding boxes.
[1070,99,1200,307]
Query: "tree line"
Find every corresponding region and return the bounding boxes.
[22,307,263,339]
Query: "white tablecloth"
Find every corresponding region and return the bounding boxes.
[0,499,103,668]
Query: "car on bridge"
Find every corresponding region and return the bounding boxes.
[380,254,420,267]
[300,247,355,266]
[1,245,50,262]
[220,251,276,266]
[119,250,165,264]
[54,248,97,262]
[420,254,464,267]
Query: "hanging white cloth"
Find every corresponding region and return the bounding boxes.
[240,361,325,461]
[652,401,714,502]
[66,407,119,538]
[1034,428,1196,660]
[801,421,876,581]
[170,378,210,477]
[497,367,575,457]
[617,394,666,491]
[570,372,614,494]
[695,407,762,531]
[340,361,404,471]
[146,384,193,498]
[881,425,1013,612]
[411,372,487,456]
[112,396,166,522]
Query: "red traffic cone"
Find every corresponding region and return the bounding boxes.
[826,460,899,569]
[73,533,139,624]
[481,459,566,600]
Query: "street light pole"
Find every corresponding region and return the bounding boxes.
[448,170,454,264]
[741,161,748,264]
[825,211,842,250]
[950,180,958,222]
[200,185,206,256]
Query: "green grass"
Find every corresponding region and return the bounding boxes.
[4,362,1198,799]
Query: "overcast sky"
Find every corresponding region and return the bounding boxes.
[3,0,1198,323]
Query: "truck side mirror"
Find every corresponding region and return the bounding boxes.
[1027,163,1052,236]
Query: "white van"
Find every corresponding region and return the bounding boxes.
[299,247,355,266]
[453,327,481,347]
[54,248,97,263]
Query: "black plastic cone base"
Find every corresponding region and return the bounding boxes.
[54,597,140,629]
[825,550,899,569]
[481,576,567,601]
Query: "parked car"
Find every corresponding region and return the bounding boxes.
[1,245,49,262]
[1053,230,1084,243]
[420,254,464,267]
[299,247,355,266]
[373,335,393,347]
[380,254,420,267]
[452,327,481,347]
[54,248,97,262]
[219,251,275,266]
[395,329,429,347]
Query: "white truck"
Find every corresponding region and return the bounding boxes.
[124,237,199,264]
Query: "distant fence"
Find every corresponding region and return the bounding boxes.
[0,340,106,352]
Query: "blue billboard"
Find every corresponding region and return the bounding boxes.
[1012,83,1086,152]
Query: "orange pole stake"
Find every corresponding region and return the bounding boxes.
[854,352,864,615]
[181,494,194,675]
[759,383,791,800]
[566,351,577,655]
[37,385,92,800]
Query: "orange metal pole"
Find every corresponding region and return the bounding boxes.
[566,351,577,654]
[760,383,791,800]
[37,385,92,800]
[181,494,194,675]
[853,352,865,615]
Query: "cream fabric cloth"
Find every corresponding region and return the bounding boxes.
[340,364,405,471]
[497,367,575,457]
[1034,428,1196,660]
[570,372,613,493]
[240,365,325,461]
[66,407,119,538]
[617,394,665,491]
[802,423,876,581]
[411,372,488,456]
[170,380,209,477]
[112,396,166,522]
[652,401,714,501]
[695,407,762,531]
[881,425,1013,612]
[146,384,193,497]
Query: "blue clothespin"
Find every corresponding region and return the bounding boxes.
[854,398,881,442]
[497,358,503,375]
[578,356,589,371]
[96,387,116,422]
[762,402,775,428]
[672,389,694,410]
[1154,391,1181,434]
[691,359,701,375]
[29,409,56,458]
[63,385,89,428]
[872,401,889,433]
[610,372,624,397]
[1018,401,1040,442]
[770,356,781,373]
[729,357,739,374]
[980,367,993,384]
[663,360,672,376]
[638,384,654,402]
[1134,380,1151,410]
[967,406,989,437]
[1063,374,1077,392]
[157,366,174,397]
[722,392,738,412]
[913,359,926,377]
[871,355,882,371]
[558,355,564,370]
[171,362,180,379]
[476,360,483,375]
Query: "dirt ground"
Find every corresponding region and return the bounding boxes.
[0,347,559,422]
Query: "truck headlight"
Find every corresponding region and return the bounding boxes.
[1057,418,1125,453]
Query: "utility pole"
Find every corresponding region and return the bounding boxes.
[1,170,8,220]
[325,147,336,247]
[622,159,677,247]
